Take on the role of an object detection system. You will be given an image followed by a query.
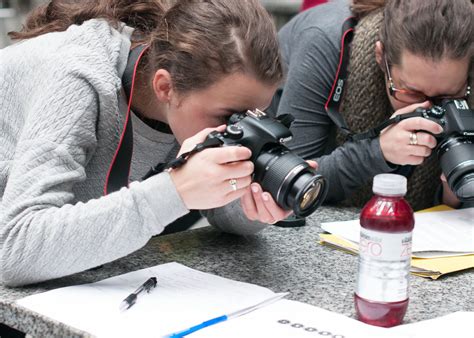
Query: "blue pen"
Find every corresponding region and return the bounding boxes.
[163,292,288,338]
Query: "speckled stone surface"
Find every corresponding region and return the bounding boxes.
[1,206,473,337]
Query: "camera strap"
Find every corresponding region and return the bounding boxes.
[349,110,426,141]
[325,16,358,139]
[104,44,149,195]
[142,136,223,180]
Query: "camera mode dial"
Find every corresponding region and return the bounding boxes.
[428,106,445,118]
[225,125,244,140]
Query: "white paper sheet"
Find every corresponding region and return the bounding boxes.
[192,302,474,338]
[321,208,474,256]
[16,262,473,338]
[191,299,399,338]
[390,312,474,338]
[17,262,277,338]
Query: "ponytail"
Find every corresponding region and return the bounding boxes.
[351,0,386,18]
[8,0,166,40]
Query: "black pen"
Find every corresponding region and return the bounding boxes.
[119,277,158,311]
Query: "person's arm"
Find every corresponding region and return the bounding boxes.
[0,74,188,286]
[274,27,393,203]
[202,199,269,236]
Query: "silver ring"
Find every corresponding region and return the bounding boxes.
[229,178,237,191]
[409,132,418,145]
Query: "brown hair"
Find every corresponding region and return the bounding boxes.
[10,0,283,93]
[352,0,474,65]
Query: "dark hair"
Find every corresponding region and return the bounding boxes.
[352,0,474,65]
[351,0,386,18]
[10,0,283,94]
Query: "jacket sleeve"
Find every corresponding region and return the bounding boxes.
[0,70,188,286]
[272,27,394,203]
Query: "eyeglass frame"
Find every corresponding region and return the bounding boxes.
[383,55,471,104]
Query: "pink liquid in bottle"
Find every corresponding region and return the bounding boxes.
[354,174,414,327]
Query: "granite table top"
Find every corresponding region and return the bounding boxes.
[0,206,473,337]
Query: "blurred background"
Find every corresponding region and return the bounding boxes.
[0,0,305,48]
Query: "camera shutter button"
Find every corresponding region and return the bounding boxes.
[225,125,244,140]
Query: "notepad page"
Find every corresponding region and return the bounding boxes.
[17,262,277,338]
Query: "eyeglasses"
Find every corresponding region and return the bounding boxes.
[383,56,471,104]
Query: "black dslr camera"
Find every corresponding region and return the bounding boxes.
[415,99,474,201]
[205,109,328,217]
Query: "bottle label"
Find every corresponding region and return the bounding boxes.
[356,228,412,302]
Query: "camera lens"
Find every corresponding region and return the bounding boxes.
[299,180,322,210]
[254,146,328,217]
[438,136,474,201]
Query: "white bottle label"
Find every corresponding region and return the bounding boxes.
[356,228,412,302]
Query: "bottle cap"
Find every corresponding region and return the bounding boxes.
[373,174,407,196]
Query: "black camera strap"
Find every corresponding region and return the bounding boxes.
[350,110,426,141]
[142,136,224,180]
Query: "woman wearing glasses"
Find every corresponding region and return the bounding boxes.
[268,0,473,210]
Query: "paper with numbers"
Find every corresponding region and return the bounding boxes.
[17,262,471,337]
[191,299,398,338]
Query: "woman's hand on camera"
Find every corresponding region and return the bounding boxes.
[240,160,318,224]
[169,126,254,210]
[380,101,443,166]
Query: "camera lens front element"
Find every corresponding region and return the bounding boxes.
[300,180,323,211]
[254,147,328,217]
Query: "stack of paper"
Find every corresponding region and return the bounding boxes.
[319,206,474,279]
[17,262,473,337]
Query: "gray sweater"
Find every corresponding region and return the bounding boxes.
[268,0,394,203]
[0,20,267,286]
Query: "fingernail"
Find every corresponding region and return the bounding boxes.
[262,193,269,201]
[251,184,259,193]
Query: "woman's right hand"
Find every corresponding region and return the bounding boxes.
[169,127,254,210]
[379,101,444,166]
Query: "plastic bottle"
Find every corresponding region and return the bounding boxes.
[354,174,414,327]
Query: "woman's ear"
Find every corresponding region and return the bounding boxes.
[152,69,173,103]
[375,41,384,69]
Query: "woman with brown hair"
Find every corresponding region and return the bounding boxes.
[269,0,473,210]
[0,0,294,286]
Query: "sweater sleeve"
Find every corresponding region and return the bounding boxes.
[274,27,394,203]
[0,71,188,286]
[202,200,269,236]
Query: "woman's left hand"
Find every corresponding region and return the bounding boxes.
[241,160,318,224]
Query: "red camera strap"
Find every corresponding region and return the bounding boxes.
[103,45,149,195]
[325,16,358,140]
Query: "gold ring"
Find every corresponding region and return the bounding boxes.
[409,132,418,145]
[229,178,237,191]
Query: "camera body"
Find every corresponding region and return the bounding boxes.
[206,109,328,217]
[415,99,474,201]
[207,109,293,162]
[415,99,474,139]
